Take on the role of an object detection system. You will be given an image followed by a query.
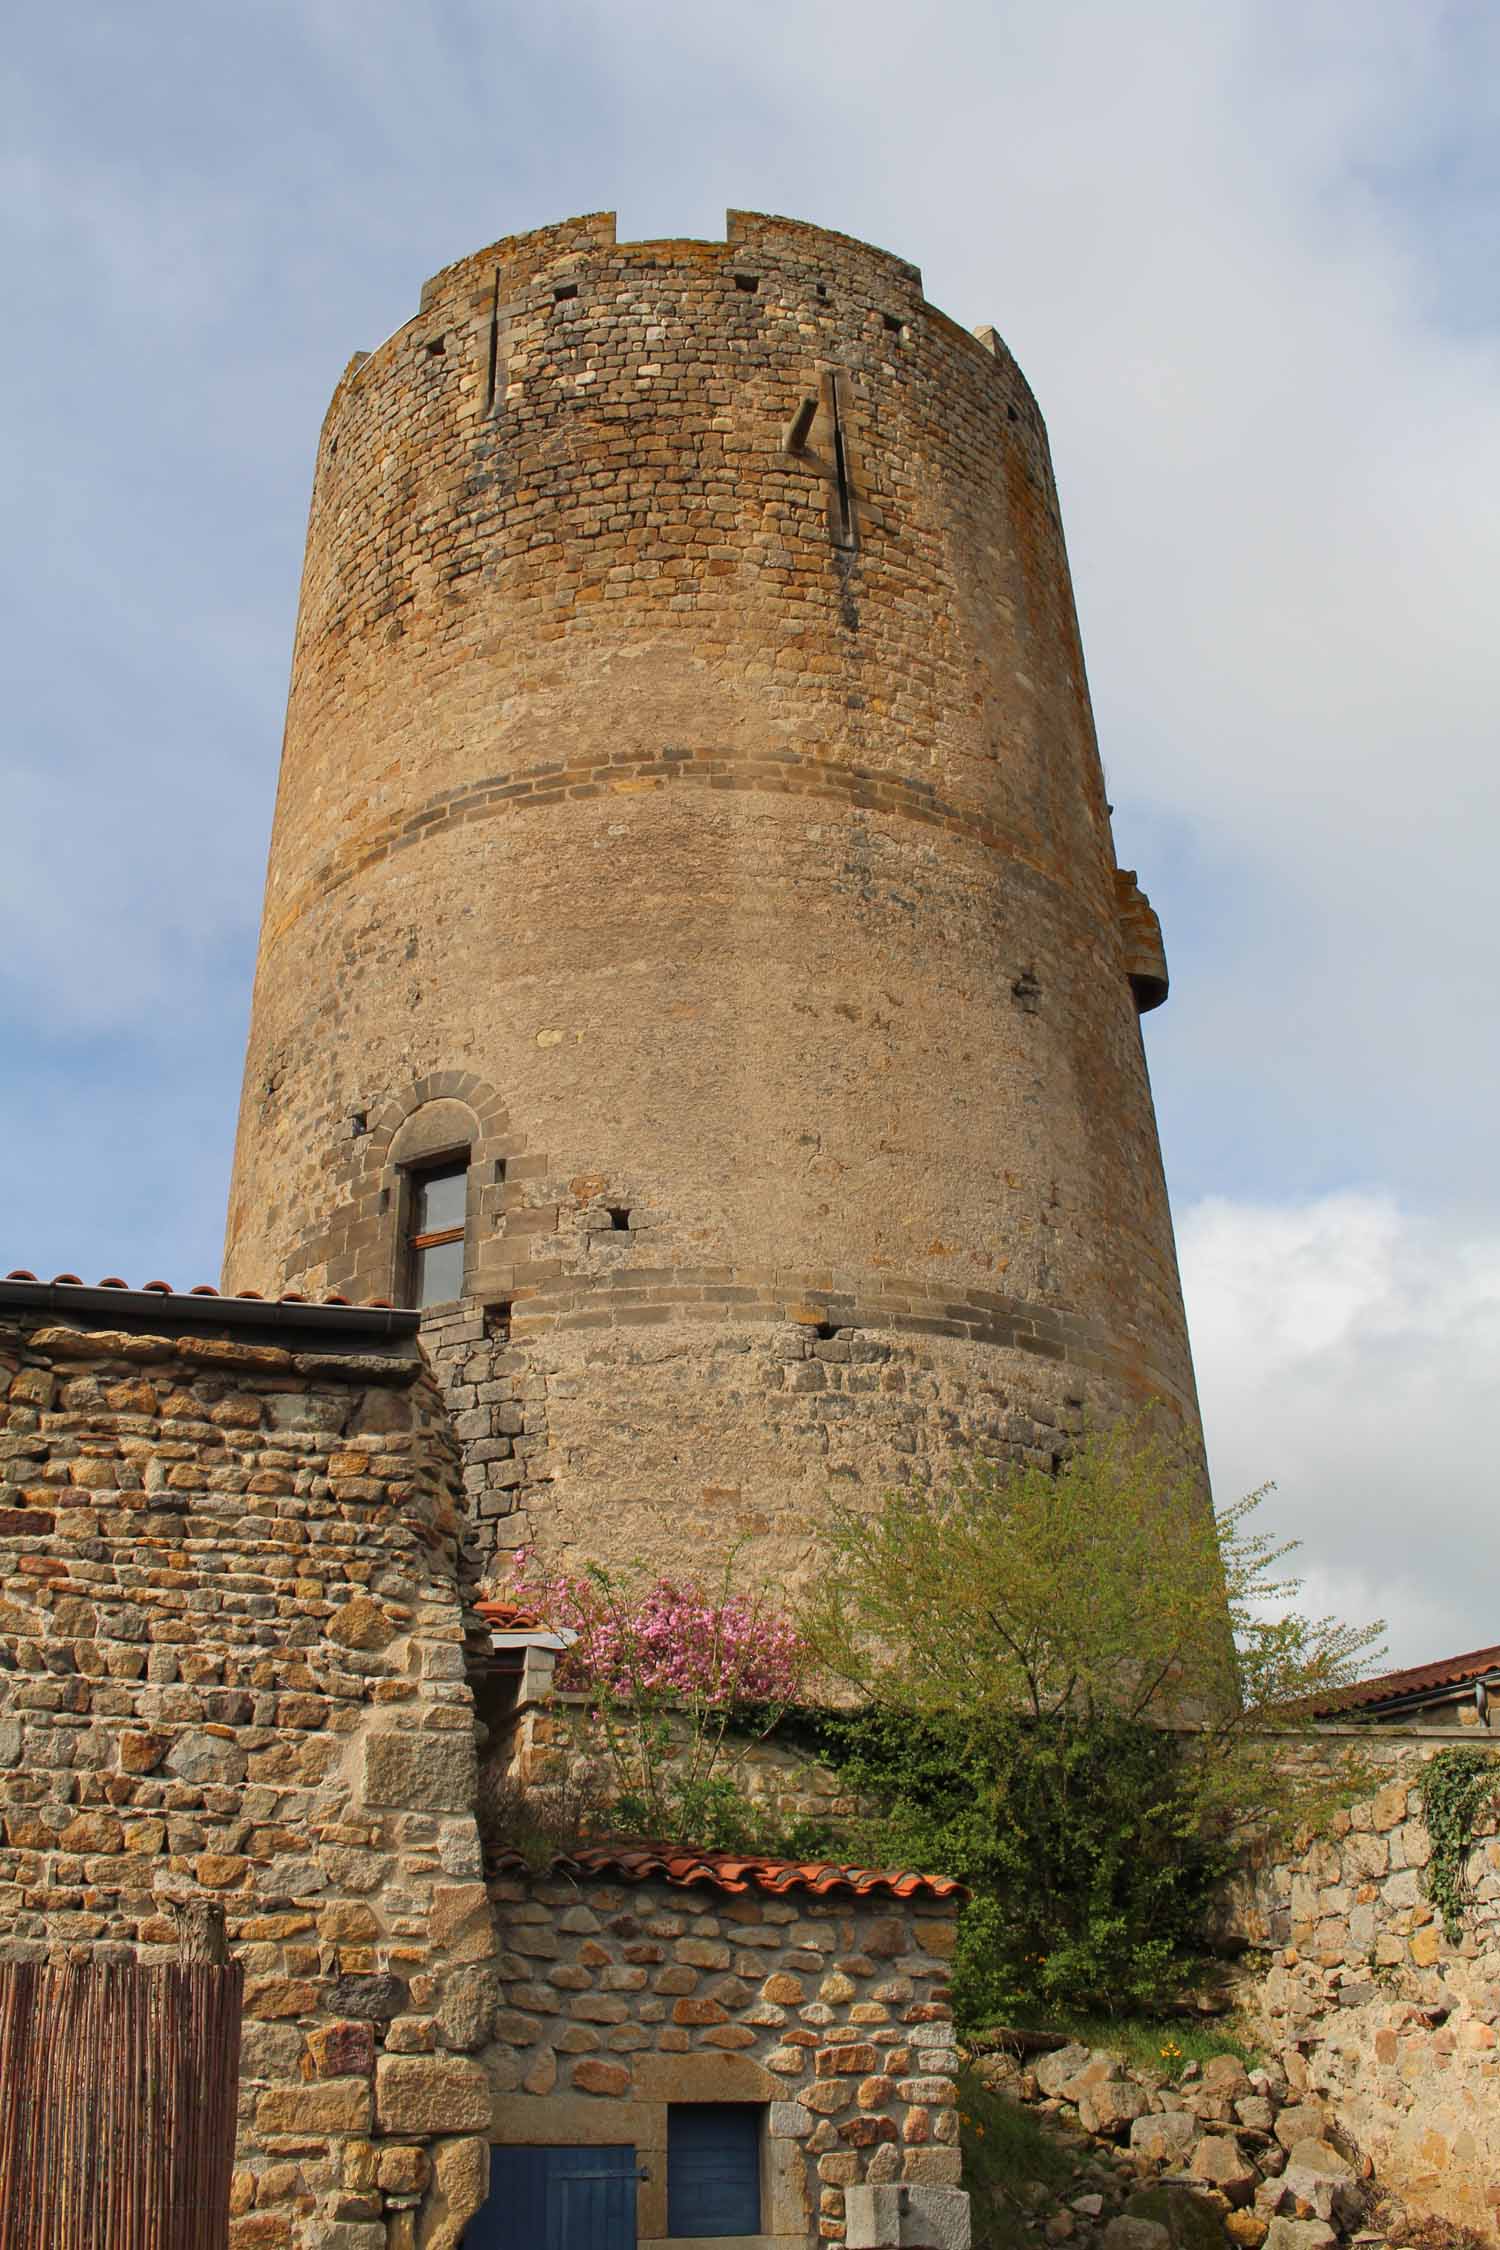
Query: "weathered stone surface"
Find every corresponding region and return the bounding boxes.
[1190,2135,1257,2207]
[165,1730,247,1785]
[1078,2077,1150,2139]
[375,2054,492,2134]
[1130,2111,1200,2165]
[326,1596,396,1652]
[1035,2043,1094,2097]
[357,1726,475,1814]
[1280,2141,1363,2227]
[1102,2218,1172,2250]
[1271,2105,1328,2154]
[328,1975,406,2023]
[1262,2221,1336,2250]
[256,2080,373,2135]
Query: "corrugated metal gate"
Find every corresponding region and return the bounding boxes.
[468,2146,640,2249]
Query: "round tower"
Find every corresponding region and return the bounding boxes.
[224,209,1200,1585]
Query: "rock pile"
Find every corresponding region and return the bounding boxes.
[970,2039,1437,2250]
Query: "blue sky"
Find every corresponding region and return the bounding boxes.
[4,1,1498,1661]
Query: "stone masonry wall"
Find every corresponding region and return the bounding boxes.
[484,1865,964,2246]
[223,206,1206,1599]
[0,1295,499,2250]
[497,1682,870,1843]
[1229,1730,1500,2238]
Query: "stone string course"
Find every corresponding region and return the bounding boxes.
[265,740,1143,952]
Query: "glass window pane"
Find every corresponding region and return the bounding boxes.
[416,1166,466,1233]
[415,1234,465,1306]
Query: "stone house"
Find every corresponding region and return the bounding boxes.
[0,1277,967,2248]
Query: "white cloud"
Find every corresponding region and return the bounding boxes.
[1179,1191,1500,1667]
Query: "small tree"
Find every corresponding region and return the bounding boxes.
[506,1551,815,1850]
[804,1413,1384,2019]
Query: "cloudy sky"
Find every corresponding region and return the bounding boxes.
[4,2,1497,1665]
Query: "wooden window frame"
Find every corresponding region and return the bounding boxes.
[401,1151,471,1308]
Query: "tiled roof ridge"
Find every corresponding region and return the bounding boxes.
[475,1597,547,1630]
[1307,1641,1500,1713]
[3,1268,400,1309]
[490,1839,965,1900]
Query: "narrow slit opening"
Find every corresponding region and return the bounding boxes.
[831,394,855,551]
[484,271,500,414]
[605,1206,631,1232]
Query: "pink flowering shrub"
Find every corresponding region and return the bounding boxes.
[511,1562,809,1706]
[502,1553,816,1847]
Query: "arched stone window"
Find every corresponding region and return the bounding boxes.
[310,1073,522,1308]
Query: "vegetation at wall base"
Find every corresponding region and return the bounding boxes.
[802,1414,1385,2024]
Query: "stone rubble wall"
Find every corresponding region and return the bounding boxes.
[1225,1729,1500,2240]
[0,1305,498,2250]
[485,1866,965,2246]
[977,2038,1382,2250]
[497,1681,870,1843]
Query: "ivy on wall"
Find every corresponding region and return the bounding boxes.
[1420,1747,1499,1945]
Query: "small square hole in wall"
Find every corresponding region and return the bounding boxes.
[553,282,578,303]
[485,1300,513,1342]
[883,312,906,338]
[349,1110,368,1137]
[809,1320,837,1341]
[493,1159,508,1185]
[425,335,446,356]
[605,1206,631,1232]
[816,282,829,301]
[734,272,759,292]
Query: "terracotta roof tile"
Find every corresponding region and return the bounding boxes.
[476,1597,547,1632]
[490,1842,964,1901]
[2,1270,397,1310]
[1307,1643,1500,1715]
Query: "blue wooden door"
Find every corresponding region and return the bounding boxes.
[464,2145,638,2250]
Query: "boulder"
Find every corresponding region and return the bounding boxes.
[1225,2216,1268,2249]
[1131,2112,1200,2167]
[1190,2136,1258,2207]
[1079,2078,1152,2139]
[1103,2220,1173,2250]
[1273,2105,1328,2154]
[1281,2141,1363,2229]
[1123,2183,1235,2250]
[1035,2043,1095,2098]
[1263,2222,1336,2250]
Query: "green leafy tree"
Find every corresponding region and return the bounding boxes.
[804,1413,1384,2021]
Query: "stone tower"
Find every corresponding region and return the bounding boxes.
[224,210,1201,1587]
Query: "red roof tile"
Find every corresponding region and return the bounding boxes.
[2,1270,397,1311]
[1307,1643,1500,1715]
[490,1842,964,1901]
[476,1597,548,1632]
